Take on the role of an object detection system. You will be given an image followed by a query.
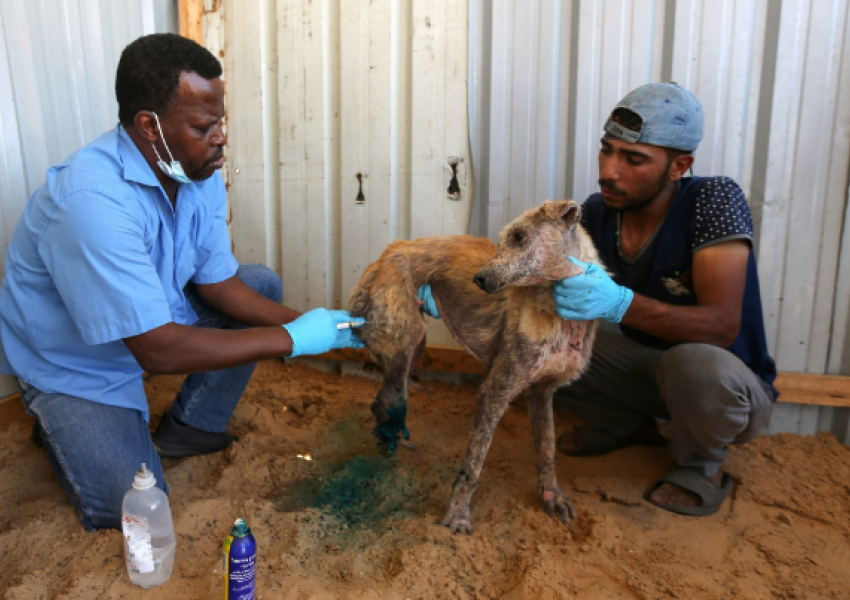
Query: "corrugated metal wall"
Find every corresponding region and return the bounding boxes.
[469,0,850,441]
[0,0,177,397]
[204,0,470,345]
[3,0,845,439]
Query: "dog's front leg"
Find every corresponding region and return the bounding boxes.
[526,382,576,525]
[441,358,528,534]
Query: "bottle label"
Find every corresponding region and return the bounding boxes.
[122,513,154,574]
[223,535,256,600]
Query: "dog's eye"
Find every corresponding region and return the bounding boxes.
[512,231,525,245]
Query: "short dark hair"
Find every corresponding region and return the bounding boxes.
[609,108,694,161]
[115,33,222,125]
[610,107,643,131]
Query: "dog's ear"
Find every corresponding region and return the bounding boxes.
[541,199,581,230]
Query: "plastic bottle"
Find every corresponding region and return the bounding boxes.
[222,517,256,599]
[121,463,176,588]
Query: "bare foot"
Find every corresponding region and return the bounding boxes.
[649,471,723,508]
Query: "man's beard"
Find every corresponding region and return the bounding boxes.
[192,152,225,181]
[599,158,674,212]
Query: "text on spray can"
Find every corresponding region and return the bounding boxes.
[222,518,256,600]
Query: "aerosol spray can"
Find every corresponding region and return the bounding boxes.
[222,517,256,600]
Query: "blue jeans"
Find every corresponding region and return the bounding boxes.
[20,264,282,531]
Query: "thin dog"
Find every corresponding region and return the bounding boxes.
[348,200,600,533]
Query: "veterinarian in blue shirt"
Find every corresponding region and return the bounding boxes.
[0,34,363,532]
[551,83,776,516]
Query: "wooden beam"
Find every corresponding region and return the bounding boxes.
[772,372,850,407]
[178,0,205,45]
[320,345,850,408]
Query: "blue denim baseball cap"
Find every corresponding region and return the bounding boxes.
[603,82,703,152]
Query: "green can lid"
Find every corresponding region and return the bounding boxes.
[230,517,252,537]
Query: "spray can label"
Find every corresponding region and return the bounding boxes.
[222,532,256,600]
[122,513,154,574]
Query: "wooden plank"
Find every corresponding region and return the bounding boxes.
[773,372,850,407]
[0,394,32,432]
[319,345,850,407]
[178,0,204,45]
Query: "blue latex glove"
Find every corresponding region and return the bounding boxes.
[417,283,440,318]
[552,257,634,323]
[283,309,365,357]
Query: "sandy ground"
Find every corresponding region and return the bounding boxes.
[1,359,849,599]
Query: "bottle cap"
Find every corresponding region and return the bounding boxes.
[230,517,252,537]
[132,463,156,490]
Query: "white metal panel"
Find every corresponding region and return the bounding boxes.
[570,0,665,206]
[485,0,573,240]
[219,0,280,273]
[409,0,470,240]
[828,178,850,443]
[758,0,850,371]
[338,0,394,305]
[0,0,174,203]
[278,0,333,311]
[210,0,469,346]
[0,0,175,398]
[467,0,490,237]
[670,0,767,191]
[758,0,850,436]
[0,5,26,260]
[153,0,178,33]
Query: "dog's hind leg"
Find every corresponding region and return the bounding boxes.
[526,382,576,525]
[371,332,427,454]
[441,355,530,534]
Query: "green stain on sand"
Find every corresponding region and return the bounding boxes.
[277,455,424,530]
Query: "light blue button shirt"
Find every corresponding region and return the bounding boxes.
[0,125,238,421]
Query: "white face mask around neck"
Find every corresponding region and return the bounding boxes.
[150,112,192,184]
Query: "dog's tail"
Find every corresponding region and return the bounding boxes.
[348,235,491,343]
[349,238,441,338]
[349,241,413,322]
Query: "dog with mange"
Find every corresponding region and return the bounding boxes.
[348,200,601,533]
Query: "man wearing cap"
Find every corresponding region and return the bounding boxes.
[551,83,776,516]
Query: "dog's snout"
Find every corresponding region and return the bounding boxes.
[473,273,487,290]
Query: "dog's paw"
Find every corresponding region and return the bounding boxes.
[371,420,410,455]
[372,404,410,454]
[372,421,400,454]
[541,486,577,525]
[440,508,473,534]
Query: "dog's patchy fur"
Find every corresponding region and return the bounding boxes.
[348,200,600,533]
